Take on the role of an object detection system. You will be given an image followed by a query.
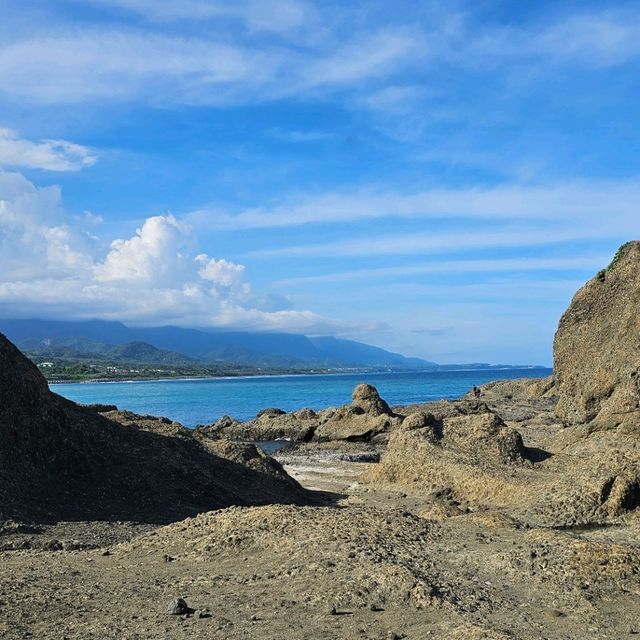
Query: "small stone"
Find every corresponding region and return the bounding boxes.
[328,605,338,616]
[543,608,566,619]
[101,549,111,556]
[167,598,190,615]
[197,609,212,619]
[163,554,174,562]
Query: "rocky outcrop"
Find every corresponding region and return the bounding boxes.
[204,408,319,442]
[312,406,400,443]
[554,241,640,431]
[0,334,309,523]
[209,383,401,443]
[312,384,401,442]
[369,396,640,526]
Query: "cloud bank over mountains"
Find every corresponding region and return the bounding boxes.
[0,151,329,333]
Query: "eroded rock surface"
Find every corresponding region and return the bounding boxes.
[554,241,640,431]
[208,382,401,444]
[0,334,309,524]
[369,393,640,527]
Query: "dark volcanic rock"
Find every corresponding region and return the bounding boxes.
[167,598,191,615]
[0,334,309,524]
[554,242,640,431]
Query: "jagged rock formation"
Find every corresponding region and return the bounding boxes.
[203,408,319,442]
[208,383,401,443]
[0,334,308,523]
[368,400,530,512]
[312,383,400,442]
[370,389,640,527]
[554,241,640,431]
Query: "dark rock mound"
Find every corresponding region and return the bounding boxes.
[554,242,640,431]
[0,334,309,524]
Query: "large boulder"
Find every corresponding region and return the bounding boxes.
[554,242,640,431]
[351,383,392,416]
[0,334,309,523]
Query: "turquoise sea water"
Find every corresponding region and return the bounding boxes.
[51,368,551,428]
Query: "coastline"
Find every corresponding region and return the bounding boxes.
[48,365,552,386]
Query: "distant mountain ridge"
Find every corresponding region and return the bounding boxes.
[23,336,196,366]
[0,318,437,370]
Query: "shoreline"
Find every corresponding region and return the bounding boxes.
[48,365,552,386]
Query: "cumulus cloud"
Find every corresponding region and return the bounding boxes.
[0,171,95,280]
[196,254,246,287]
[0,128,96,171]
[94,215,189,284]
[0,170,331,332]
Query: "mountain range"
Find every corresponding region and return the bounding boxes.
[0,318,437,370]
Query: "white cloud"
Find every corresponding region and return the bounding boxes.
[190,180,640,233]
[81,0,315,34]
[302,28,426,89]
[251,224,611,259]
[267,128,339,143]
[0,171,95,280]
[0,12,429,106]
[94,215,189,284]
[0,170,331,332]
[276,256,610,287]
[530,11,640,67]
[0,31,267,105]
[0,128,96,171]
[467,9,640,69]
[0,4,637,116]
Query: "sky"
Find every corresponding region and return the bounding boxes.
[0,0,639,365]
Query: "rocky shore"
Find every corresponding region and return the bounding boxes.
[2,243,640,639]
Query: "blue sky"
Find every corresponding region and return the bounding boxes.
[0,0,639,364]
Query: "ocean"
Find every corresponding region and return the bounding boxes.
[50,368,552,428]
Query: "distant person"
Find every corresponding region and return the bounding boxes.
[472,385,481,398]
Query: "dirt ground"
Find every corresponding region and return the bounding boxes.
[1,422,639,640]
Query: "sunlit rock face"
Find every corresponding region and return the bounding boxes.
[554,241,640,432]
